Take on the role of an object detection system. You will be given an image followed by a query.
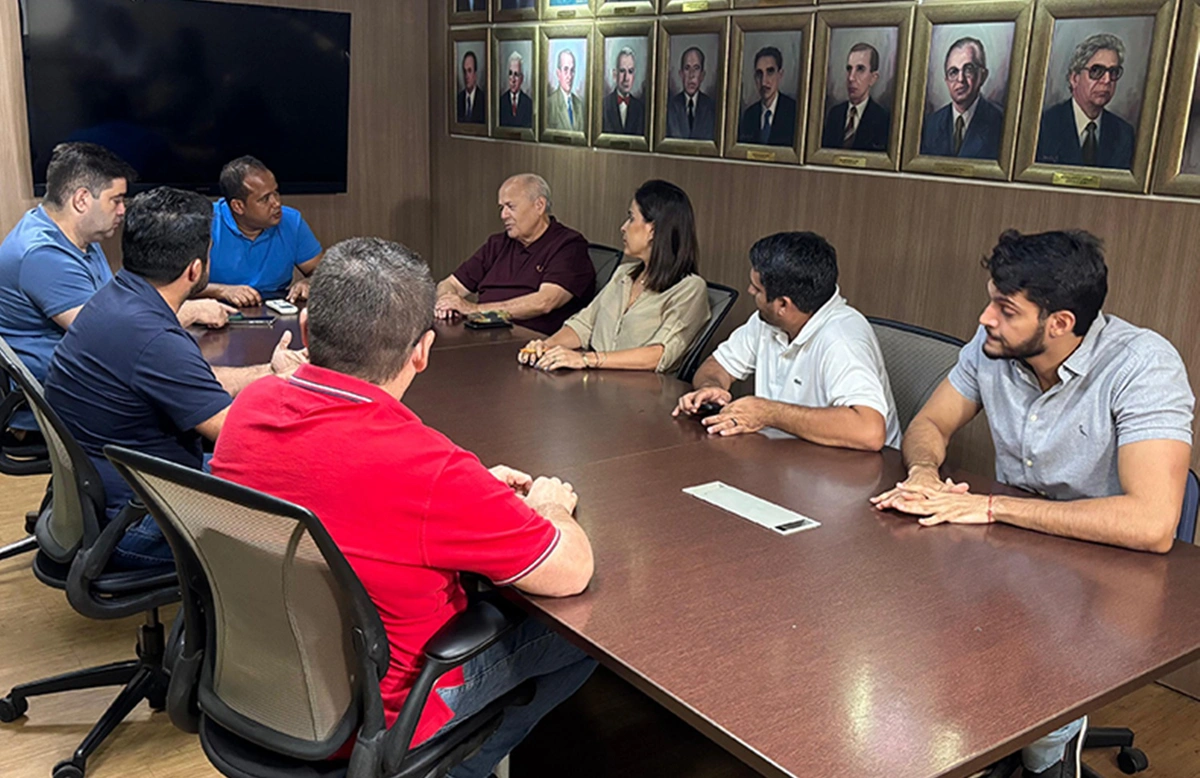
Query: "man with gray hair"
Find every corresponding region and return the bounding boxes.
[602,46,646,135]
[499,51,534,128]
[1036,33,1135,169]
[435,173,594,334]
[211,237,596,778]
[920,36,1004,159]
[546,48,585,131]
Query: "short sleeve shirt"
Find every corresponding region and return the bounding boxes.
[0,205,112,382]
[45,270,232,514]
[209,364,560,748]
[208,200,322,298]
[713,290,902,448]
[453,217,595,335]
[948,315,1194,500]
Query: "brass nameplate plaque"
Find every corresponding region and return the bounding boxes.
[682,0,709,11]
[610,140,631,150]
[1051,171,1101,189]
[552,134,576,144]
[614,5,636,14]
[833,155,867,168]
[746,150,777,162]
[934,162,974,177]
[557,9,576,17]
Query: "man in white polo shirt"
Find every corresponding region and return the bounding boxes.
[674,231,900,451]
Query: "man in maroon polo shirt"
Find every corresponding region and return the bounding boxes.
[434,173,595,334]
[210,237,596,778]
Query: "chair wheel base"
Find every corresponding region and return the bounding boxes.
[1117,746,1148,774]
[0,695,28,722]
[52,759,84,778]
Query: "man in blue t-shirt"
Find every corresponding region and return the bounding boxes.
[45,187,308,569]
[202,155,324,306]
[0,143,233,433]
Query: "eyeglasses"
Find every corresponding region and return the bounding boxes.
[945,63,981,81]
[1084,64,1123,82]
[508,69,523,79]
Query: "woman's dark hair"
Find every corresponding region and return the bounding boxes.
[632,179,699,293]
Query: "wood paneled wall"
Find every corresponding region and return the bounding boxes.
[430,4,1200,472]
[0,0,431,260]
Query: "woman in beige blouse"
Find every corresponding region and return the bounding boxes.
[517,180,710,373]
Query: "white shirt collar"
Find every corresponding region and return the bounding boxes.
[465,87,477,100]
[848,94,870,114]
[1072,97,1101,145]
[768,286,847,350]
[952,96,979,132]
[761,93,779,121]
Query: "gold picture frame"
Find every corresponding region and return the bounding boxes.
[655,16,729,157]
[592,20,656,151]
[449,30,491,138]
[494,0,539,23]
[724,13,814,165]
[1013,0,1178,193]
[1153,0,1200,195]
[450,0,489,25]
[735,0,814,8]
[805,6,914,171]
[540,23,595,146]
[596,0,657,18]
[661,0,729,15]
[492,27,540,142]
[901,0,1034,182]
[541,0,595,21]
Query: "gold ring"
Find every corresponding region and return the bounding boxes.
[731,418,738,426]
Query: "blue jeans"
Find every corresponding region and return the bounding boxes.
[434,615,596,778]
[1023,716,1085,772]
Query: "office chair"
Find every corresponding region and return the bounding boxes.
[587,243,623,291]
[105,445,535,778]
[0,340,179,778]
[0,336,51,562]
[675,282,739,383]
[1079,468,1200,778]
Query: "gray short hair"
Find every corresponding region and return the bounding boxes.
[306,238,435,384]
[617,46,636,65]
[557,49,575,69]
[508,51,524,70]
[503,173,552,214]
[945,37,987,70]
[1067,33,1124,82]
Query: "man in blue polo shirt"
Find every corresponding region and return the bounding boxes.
[0,143,233,434]
[45,187,308,569]
[202,155,323,306]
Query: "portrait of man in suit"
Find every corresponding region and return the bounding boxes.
[1036,33,1136,169]
[602,45,646,136]
[456,48,486,125]
[666,45,717,141]
[737,46,798,147]
[499,49,534,129]
[821,43,890,151]
[546,47,586,132]
[920,37,1004,159]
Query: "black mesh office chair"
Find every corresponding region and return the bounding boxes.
[105,445,534,778]
[1079,468,1200,778]
[0,339,179,778]
[587,243,623,291]
[675,282,739,383]
[0,335,51,562]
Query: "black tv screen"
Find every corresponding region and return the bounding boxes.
[20,0,351,195]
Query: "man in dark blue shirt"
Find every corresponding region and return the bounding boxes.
[45,187,307,569]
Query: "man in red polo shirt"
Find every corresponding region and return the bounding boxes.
[210,237,596,778]
[434,173,595,334]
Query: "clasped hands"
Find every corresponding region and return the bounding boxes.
[488,465,578,515]
[671,387,772,436]
[517,340,588,371]
[870,465,993,526]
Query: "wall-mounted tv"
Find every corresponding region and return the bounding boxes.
[20,0,351,195]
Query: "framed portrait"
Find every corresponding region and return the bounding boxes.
[724,14,814,165]
[1153,0,1200,195]
[1014,0,1177,193]
[494,0,538,23]
[542,0,594,20]
[655,16,729,157]
[540,24,593,145]
[662,0,729,14]
[493,28,539,142]
[735,1,814,8]
[901,1,1034,181]
[593,20,656,151]
[805,7,913,171]
[449,31,490,137]
[597,0,657,18]
[450,0,489,24]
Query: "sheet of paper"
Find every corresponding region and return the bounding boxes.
[683,481,820,535]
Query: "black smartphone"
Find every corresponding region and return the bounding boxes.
[464,312,513,330]
[227,313,276,326]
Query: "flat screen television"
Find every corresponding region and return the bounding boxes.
[19,0,351,195]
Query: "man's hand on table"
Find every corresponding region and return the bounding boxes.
[871,463,970,509]
[435,293,477,320]
[672,386,732,417]
[525,476,578,517]
[489,464,533,495]
[215,284,262,307]
[179,299,238,328]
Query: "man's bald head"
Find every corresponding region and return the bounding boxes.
[497,173,553,245]
[500,173,552,212]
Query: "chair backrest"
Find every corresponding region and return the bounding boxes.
[587,243,623,291]
[868,317,964,431]
[105,445,389,760]
[675,282,739,383]
[1179,470,1199,544]
[0,334,105,561]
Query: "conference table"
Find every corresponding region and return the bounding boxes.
[194,313,1200,778]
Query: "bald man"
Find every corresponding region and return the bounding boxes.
[435,174,595,334]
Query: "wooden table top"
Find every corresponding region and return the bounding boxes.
[208,323,1200,778]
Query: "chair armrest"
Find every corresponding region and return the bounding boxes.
[380,599,518,773]
[76,500,148,579]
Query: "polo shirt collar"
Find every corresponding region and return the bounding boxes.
[217,198,277,242]
[34,204,93,260]
[772,286,846,350]
[115,269,179,320]
[288,364,414,417]
[1060,312,1107,380]
[513,216,560,254]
